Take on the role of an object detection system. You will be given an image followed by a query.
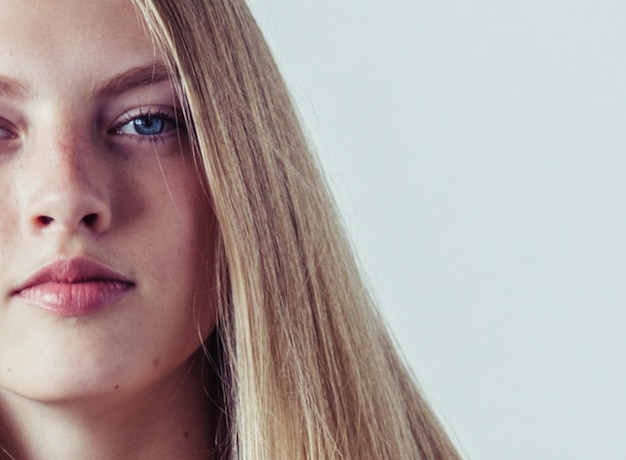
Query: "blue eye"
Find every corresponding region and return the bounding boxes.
[131,116,164,135]
[111,110,182,138]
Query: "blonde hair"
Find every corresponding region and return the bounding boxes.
[133,1,460,458]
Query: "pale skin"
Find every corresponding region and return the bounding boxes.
[0,0,217,458]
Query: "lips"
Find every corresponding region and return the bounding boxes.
[12,258,135,316]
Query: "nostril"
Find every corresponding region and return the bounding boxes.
[82,213,98,227]
[37,215,54,226]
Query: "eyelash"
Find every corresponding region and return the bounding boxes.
[0,108,186,149]
[108,108,185,143]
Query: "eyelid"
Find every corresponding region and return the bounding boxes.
[108,105,185,136]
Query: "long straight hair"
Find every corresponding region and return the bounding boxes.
[133,1,461,458]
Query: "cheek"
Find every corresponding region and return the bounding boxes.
[0,177,24,270]
[145,164,218,335]
[155,165,212,259]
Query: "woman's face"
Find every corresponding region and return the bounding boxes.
[0,0,216,401]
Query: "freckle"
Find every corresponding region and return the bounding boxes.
[6,368,10,373]
[183,431,189,439]
[114,385,120,390]
[153,358,160,367]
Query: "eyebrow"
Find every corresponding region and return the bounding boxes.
[93,63,174,97]
[0,63,174,102]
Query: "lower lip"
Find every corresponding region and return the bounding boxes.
[15,281,133,316]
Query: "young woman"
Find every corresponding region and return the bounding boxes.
[0,0,460,458]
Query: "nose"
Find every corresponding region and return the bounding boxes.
[22,138,112,237]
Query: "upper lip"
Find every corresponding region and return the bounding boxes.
[12,258,135,294]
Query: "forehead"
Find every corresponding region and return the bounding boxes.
[0,0,159,92]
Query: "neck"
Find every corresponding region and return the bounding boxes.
[0,352,218,460]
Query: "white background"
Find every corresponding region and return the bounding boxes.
[246,1,626,458]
